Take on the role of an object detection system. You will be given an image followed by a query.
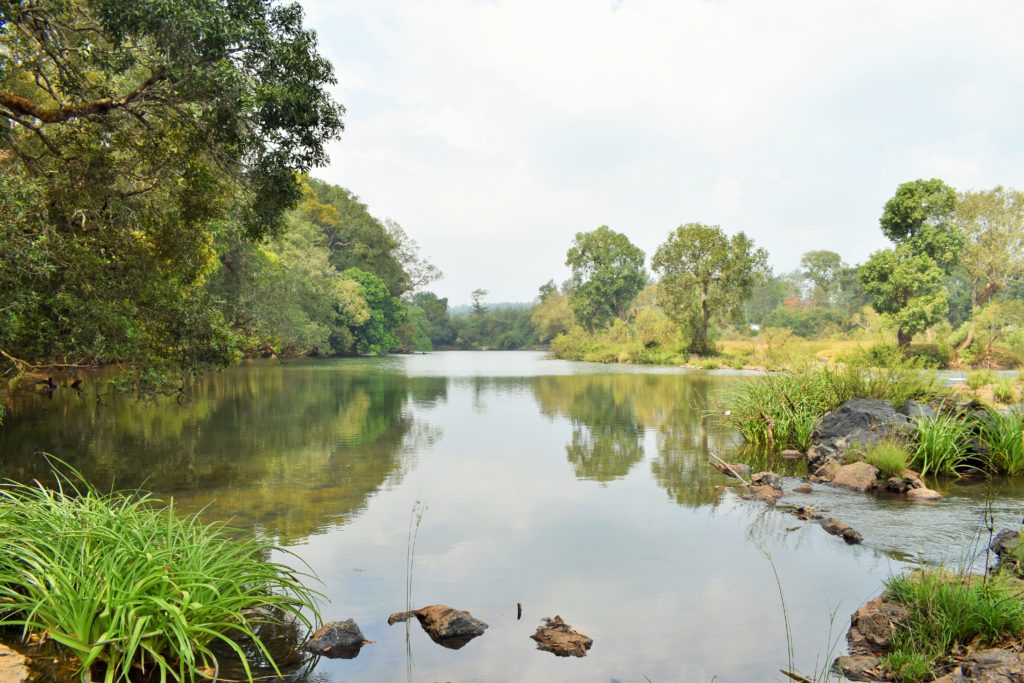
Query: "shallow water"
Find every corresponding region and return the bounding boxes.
[1,351,1021,682]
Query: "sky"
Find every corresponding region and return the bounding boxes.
[298,0,1024,305]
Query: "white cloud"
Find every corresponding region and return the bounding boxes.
[301,0,1024,303]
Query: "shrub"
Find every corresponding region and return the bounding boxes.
[883,571,1024,683]
[966,370,996,390]
[863,440,911,478]
[912,413,973,477]
[978,410,1024,476]
[993,379,1018,404]
[0,470,320,683]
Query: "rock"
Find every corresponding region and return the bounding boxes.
[793,483,813,494]
[832,654,883,681]
[991,529,1020,559]
[0,645,27,683]
[830,461,880,493]
[809,399,912,468]
[711,461,752,480]
[933,649,1024,682]
[793,505,823,520]
[530,616,592,657]
[886,470,924,494]
[905,487,942,501]
[846,596,910,656]
[822,518,864,544]
[901,399,936,420]
[389,605,488,649]
[751,471,783,490]
[780,449,804,459]
[743,484,783,503]
[810,457,842,483]
[304,619,370,659]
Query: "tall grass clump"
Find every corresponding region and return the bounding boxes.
[912,414,973,477]
[863,440,911,478]
[992,379,1018,404]
[978,410,1024,476]
[883,571,1024,683]
[723,362,940,451]
[0,470,321,683]
[966,369,996,390]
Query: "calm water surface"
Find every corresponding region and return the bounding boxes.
[1,351,1022,683]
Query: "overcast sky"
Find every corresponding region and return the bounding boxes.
[299,0,1024,305]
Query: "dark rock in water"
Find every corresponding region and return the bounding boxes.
[743,484,783,503]
[388,605,488,650]
[305,619,369,659]
[832,654,883,681]
[531,615,593,657]
[751,471,783,490]
[711,461,751,480]
[793,483,813,494]
[830,462,880,493]
[822,518,863,544]
[991,528,1020,560]
[932,649,1024,682]
[809,399,911,468]
[885,470,924,494]
[900,399,936,420]
[847,596,910,656]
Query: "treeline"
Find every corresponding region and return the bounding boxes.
[526,180,1024,368]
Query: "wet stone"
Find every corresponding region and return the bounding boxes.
[530,615,593,657]
[751,471,783,490]
[832,655,883,681]
[711,461,752,480]
[792,483,813,494]
[389,605,488,650]
[830,461,880,493]
[822,518,863,544]
[905,487,942,501]
[0,645,27,683]
[847,596,910,656]
[305,619,369,659]
[743,484,784,503]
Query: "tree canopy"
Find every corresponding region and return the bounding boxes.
[565,226,646,331]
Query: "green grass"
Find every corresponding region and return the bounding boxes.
[993,379,1018,404]
[882,571,1024,683]
[978,410,1024,476]
[723,363,940,451]
[966,369,997,390]
[0,469,321,683]
[912,413,973,477]
[863,440,911,478]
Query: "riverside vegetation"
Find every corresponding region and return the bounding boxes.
[0,468,320,683]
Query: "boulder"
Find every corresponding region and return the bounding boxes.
[389,605,488,649]
[830,462,880,493]
[810,457,842,483]
[304,619,370,659]
[990,529,1020,560]
[901,399,936,421]
[822,518,864,544]
[832,655,883,681]
[743,484,783,503]
[809,399,912,468]
[751,471,783,490]
[932,649,1024,682]
[905,487,942,501]
[711,461,752,481]
[0,645,27,683]
[846,596,910,656]
[530,616,592,657]
[885,470,924,494]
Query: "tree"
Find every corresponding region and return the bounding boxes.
[0,0,343,376]
[652,224,769,354]
[532,286,575,343]
[410,292,456,347]
[340,269,404,355]
[385,219,443,294]
[859,179,963,347]
[471,289,489,315]
[565,226,646,331]
[799,250,845,306]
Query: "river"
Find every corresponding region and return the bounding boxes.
[1,351,1021,682]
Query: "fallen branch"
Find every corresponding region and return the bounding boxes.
[709,451,751,486]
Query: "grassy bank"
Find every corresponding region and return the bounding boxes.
[0,470,320,682]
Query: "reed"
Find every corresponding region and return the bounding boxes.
[912,413,973,477]
[966,370,996,390]
[863,440,911,478]
[992,379,1018,404]
[978,410,1024,476]
[0,469,320,683]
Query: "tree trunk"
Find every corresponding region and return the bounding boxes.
[897,328,912,349]
[695,297,711,354]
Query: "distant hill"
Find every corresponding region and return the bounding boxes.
[449,301,533,317]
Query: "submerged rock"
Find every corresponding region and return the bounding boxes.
[830,462,880,493]
[846,596,910,656]
[905,487,942,501]
[530,616,592,657]
[793,505,823,520]
[305,619,370,659]
[743,484,783,503]
[822,518,863,544]
[0,645,27,683]
[388,605,488,649]
[751,471,783,490]
[711,461,752,481]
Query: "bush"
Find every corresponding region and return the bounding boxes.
[0,470,319,683]
[993,379,1018,404]
[883,571,1024,683]
[863,440,911,478]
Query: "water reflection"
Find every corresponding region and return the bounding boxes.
[0,361,445,543]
